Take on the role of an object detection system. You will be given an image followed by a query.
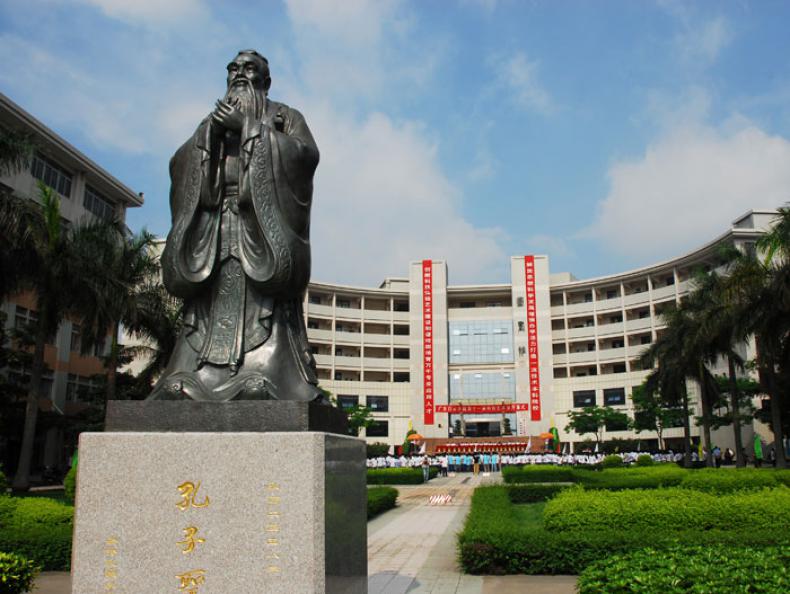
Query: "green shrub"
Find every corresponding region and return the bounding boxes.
[679,468,780,493]
[635,454,654,467]
[367,487,398,519]
[578,545,790,593]
[576,466,685,491]
[775,470,790,487]
[501,465,575,484]
[367,467,437,484]
[0,469,7,494]
[366,442,390,458]
[0,497,73,571]
[543,486,790,533]
[506,484,570,503]
[458,486,790,575]
[63,464,77,504]
[0,551,40,594]
[601,454,623,469]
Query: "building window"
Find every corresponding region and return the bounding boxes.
[14,306,38,330]
[641,336,652,345]
[573,390,596,408]
[518,321,525,332]
[31,154,72,197]
[450,371,516,401]
[70,323,82,352]
[460,301,476,308]
[393,372,410,382]
[613,363,626,373]
[84,185,116,221]
[66,374,98,402]
[336,298,351,308]
[367,421,389,437]
[9,366,54,398]
[606,289,618,299]
[516,297,524,307]
[604,388,626,406]
[448,320,514,365]
[611,339,624,349]
[337,395,358,410]
[93,336,106,357]
[308,295,322,305]
[366,395,389,412]
[393,301,409,312]
[605,415,629,432]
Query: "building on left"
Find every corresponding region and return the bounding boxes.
[0,92,144,477]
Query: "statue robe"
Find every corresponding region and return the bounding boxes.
[152,100,322,401]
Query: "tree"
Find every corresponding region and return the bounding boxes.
[113,282,182,398]
[565,406,630,449]
[72,227,159,402]
[0,183,116,490]
[639,306,697,467]
[346,405,374,436]
[0,129,34,177]
[630,384,684,450]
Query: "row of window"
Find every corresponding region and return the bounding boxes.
[573,388,627,408]
[450,371,516,401]
[30,154,116,221]
[449,320,514,365]
[338,395,389,412]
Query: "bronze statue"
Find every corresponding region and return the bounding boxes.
[151,50,323,402]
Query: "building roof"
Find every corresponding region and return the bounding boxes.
[0,92,143,208]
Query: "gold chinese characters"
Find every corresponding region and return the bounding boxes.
[176,480,210,592]
[104,536,120,591]
[176,481,210,511]
[264,482,282,575]
[177,526,206,554]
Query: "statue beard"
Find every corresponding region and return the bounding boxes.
[224,80,265,120]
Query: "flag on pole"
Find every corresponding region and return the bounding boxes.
[526,437,532,453]
[550,416,561,454]
[419,442,426,454]
[594,442,599,453]
[562,442,569,455]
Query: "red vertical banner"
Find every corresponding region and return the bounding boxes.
[422,260,434,425]
[524,256,541,421]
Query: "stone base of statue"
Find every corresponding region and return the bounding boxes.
[71,405,367,594]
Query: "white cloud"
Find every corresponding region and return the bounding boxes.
[285,0,400,48]
[492,52,553,114]
[77,0,206,25]
[525,234,572,259]
[306,105,508,284]
[585,119,790,263]
[676,15,733,64]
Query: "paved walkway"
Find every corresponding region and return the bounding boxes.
[33,473,577,594]
[367,472,577,594]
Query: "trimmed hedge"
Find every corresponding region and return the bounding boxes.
[543,486,790,533]
[458,486,790,575]
[367,487,398,519]
[578,545,790,593]
[502,464,790,492]
[506,484,570,503]
[635,454,654,467]
[679,468,782,493]
[0,496,73,571]
[0,551,40,594]
[367,467,438,484]
[501,466,575,483]
[601,454,624,469]
[577,466,686,490]
[63,465,77,504]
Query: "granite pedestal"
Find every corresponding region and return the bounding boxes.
[72,407,366,593]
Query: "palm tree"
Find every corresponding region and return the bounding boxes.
[724,212,790,469]
[121,282,182,391]
[639,306,696,467]
[0,182,116,490]
[72,227,159,401]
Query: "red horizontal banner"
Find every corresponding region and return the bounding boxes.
[436,403,530,414]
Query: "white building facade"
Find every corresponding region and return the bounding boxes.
[306,210,776,450]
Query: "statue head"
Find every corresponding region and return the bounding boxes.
[226,50,271,95]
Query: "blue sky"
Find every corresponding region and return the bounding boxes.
[2,0,790,286]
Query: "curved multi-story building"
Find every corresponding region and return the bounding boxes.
[304,209,776,450]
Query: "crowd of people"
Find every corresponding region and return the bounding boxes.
[367,444,784,475]
[366,450,689,475]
